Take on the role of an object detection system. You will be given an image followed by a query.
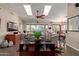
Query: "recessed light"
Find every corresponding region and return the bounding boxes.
[24,5,32,16]
[43,5,52,16]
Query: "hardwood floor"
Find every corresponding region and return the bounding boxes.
[19,51,57,56]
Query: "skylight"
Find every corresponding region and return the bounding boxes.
[24,5,32,15]
[43,5,52,16]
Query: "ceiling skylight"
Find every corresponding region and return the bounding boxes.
[24,5,32,15]
[43,5,52,16]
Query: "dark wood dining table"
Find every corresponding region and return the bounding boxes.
[19,41,57,56]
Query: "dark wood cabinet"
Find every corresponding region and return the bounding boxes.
[5,34,21,45]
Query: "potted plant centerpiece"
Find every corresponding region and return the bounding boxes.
[34,31,42,43]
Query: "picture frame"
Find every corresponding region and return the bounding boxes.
[67,15,79,32]
[7,21,18,31]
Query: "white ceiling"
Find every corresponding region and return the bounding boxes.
[0,3,67,23]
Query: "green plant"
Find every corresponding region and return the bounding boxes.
[34,31,42,41]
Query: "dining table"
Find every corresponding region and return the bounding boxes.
[19,34,59,56]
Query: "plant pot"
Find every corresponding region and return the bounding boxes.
[35,40,41,44]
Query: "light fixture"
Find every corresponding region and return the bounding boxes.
[43,5,52,16]
[36,10,45,19]
[24,5,32,15]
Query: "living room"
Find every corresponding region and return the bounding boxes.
[0,3,79,56]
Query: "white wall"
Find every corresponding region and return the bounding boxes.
[66,32,79,50]
[0,5,23,41]
[67,3,79,17]
[66,45,79,56]
[66,3,79,55]
[18,18,23,33]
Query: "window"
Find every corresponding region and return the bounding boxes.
[31,25,36,31]
[26,25,30,31]
[26,24,63,32]
[52,25,60,32]
[26,24,46,32]
[31,25,45,31]
[46,25,48,29]
[61,25,66,31]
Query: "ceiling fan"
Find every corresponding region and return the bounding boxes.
[36,10,45,19]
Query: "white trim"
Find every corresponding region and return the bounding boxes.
[66,43,79,52]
